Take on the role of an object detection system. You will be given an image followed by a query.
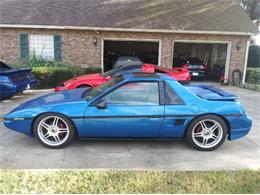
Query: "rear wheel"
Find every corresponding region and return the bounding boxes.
[186,115,227,151]
[33,113,76,149]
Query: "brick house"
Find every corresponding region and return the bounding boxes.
[0,0,258,84]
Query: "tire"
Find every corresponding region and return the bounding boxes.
[33,113,76,149]
[186,114,227,151]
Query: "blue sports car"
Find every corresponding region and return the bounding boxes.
[4,73,252,151]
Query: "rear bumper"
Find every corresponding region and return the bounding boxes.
[189,70,206,78]
[0,83,27,99]
[227,114,252,141]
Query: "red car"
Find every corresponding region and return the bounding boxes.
[54,64,190,92]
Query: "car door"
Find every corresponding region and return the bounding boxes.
[83,81,164,138]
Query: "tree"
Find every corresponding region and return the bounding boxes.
[240,0,260,30]
[240,0,260,21]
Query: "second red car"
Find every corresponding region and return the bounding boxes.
[55,64,190,92]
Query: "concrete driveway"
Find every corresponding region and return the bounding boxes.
[0,85,259,170]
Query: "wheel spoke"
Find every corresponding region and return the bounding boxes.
[210,123,220,132]
[44,132,51,139]
[40,122,50,130]
[52,117,59,127]
[58,128,68,133]
[211,134,218,140]
[193,132,203,137]
[200,121,207,130]
[202,137,208,145]
[53,135,61,143]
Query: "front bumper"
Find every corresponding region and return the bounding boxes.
[0,83,27,99]
[3,117,33,136]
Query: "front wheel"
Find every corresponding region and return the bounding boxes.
[33,113,76,149]
[186,115,227,151]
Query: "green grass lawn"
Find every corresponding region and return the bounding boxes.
[0,170,259,193]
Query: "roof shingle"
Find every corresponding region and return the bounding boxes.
[0,0,258,33]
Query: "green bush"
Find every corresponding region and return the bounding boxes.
[11,56,66,68]
[246,68,260,84]
[244,68,260,91]
[32,66,101,89]
[11,57,101,89]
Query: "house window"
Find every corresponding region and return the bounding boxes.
[29,35,54,60]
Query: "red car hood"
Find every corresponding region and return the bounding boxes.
[65,73,103,83]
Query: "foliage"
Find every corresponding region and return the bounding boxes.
[248,45,260,68]
[243,68,260,91]
[240,0,260,21]
[32,66,100,89]
[11,56,67,68]
[0,170,259,194]
[11,57,101,89]
[246,68,260,84]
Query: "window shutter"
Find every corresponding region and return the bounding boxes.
[54,35,62,61]
[20,33,29,59]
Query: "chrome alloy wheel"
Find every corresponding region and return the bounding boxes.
[191,119,223,149]
[37,116,70,147]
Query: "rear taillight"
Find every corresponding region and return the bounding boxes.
[187,74,191,80]
[199,65,204,69]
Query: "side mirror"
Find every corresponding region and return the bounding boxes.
[96,100,107,109]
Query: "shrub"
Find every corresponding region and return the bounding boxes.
[11,56,67,68]
[246,68,260,84]
[32,66,101,89]
[11,57,101,89]
[244,68,260,91]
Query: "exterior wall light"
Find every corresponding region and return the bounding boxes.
[236,42,241,51]
[93,36,97,45]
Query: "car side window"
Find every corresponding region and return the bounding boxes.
[104,82,159,105]
[165,83,184,105]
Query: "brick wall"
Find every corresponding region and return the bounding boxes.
[0,28,250,83]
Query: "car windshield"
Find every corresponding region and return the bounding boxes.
[185,58,203,64]
[83,76,124,100]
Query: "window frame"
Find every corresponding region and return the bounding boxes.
[91,80,164,107]
[28,34,55,60]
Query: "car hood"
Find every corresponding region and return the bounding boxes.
[11,88,88,112]
[65,73,103,83]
